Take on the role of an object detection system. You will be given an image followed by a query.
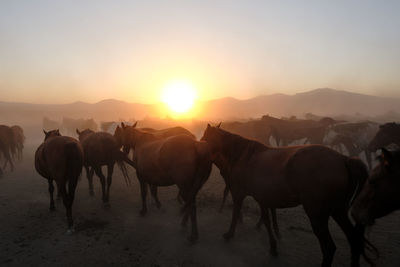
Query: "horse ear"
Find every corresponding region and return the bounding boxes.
[207,123,211,128]
[121,122,126,128]
[43,129,48,135]
[132,121,137,128]
[381,148,393,168]
[217,122,222,128]
[76,129,80,135]
[56,129,60,135]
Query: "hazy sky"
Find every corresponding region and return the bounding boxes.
[1,0,399,104]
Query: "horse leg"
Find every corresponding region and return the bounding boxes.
[307,213,336,267]
[48,179,55,211]
[93,166,107,204]
[223,195,244,240]
[85,166,95,196]
[271,208,281,239]
[65,178,77,233]
[2,149,13,171]
[364,150,372,170]
[189,200,199,242]
[261,207,278,256]
[332,210,362,267]
[58,183,73,232]
[139,179,148,216]
[106,163,114,202]
[150,185,161,209]
[219,185,230,212]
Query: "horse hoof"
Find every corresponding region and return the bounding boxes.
[223,232,233,241]
[89,191,95,197]
[103,202,111,209]
[49,206,56,212]
[156,202,162,209]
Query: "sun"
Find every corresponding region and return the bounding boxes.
[161,81,197,113]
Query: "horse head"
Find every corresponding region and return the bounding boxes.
[43,129,61,141]
[76,128,95,141]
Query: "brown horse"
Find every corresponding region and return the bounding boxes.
[115,123,196,206]
[11,125,25,161]
[368,122,400,153]
[352,148,400,226]
[201,124,376,267]
[35,129,83,233]
[119,126,212,242]
[0,125,16,171]
[215,144,280,238]
[261,115,333,146]
[76,129,135,205]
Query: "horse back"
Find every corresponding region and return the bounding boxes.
[81,132,118,166]
[36,136,83,180]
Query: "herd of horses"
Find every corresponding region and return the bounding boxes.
[1,115,400,267]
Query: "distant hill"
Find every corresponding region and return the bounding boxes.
[1,88,400,124]
[199,88,400,120]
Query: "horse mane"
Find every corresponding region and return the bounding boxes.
[218,128,267,164]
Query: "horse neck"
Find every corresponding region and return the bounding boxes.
[133,131,158,147]
[218,133,267,167]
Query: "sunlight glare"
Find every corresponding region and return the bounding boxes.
[161,81,197,113]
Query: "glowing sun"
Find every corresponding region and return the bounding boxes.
[161,81,197,113]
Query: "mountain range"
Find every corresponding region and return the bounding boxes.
[1,88,400,124]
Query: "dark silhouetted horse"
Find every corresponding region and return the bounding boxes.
[76,129,135,205]
[0,125,16,171]
[201,124,376,267]
[11,125,25,161]
[119,126,212,242]
[35,129,83,233]
[115,123,196,206]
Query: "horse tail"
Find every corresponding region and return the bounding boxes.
[182,142,212,214]
[64,142,83,185]
[115,150,134,186]
[346,157,379,265]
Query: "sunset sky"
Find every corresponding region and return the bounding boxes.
[1,0,399,104]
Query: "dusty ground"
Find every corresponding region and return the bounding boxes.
[1,139,400,267]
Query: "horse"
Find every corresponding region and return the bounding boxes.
[0,125,16,171]
[119,126,212,242]
[201,124,376,267]
[76,129,135,205]
[261,115,334,146]
[215,142,281,238]
[115,123,196,206]
[325,121,379,169]
[352,148,400,226]
[11,125,25,161]
[368,122,400,153]
[34,129,83,233]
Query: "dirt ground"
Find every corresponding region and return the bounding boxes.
[1,139,400,267]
